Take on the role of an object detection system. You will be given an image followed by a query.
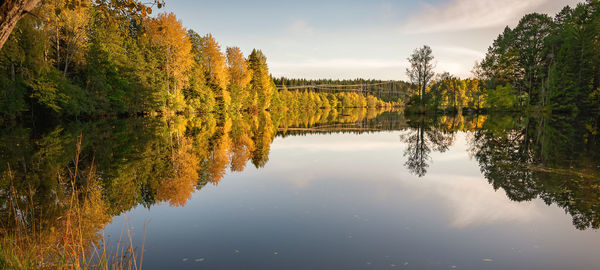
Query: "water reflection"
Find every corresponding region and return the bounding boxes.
[0,108,599,267]
[400,116,456,176]
[469,115,600,230]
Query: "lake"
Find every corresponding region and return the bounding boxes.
[1,109,600,269]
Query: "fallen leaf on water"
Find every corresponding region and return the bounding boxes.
[195,258,205,262]
[182,258,188,262]
[483,258,493,262]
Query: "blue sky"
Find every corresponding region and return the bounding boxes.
[163,0,581,80]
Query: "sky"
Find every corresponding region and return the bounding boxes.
[163,0,582,80]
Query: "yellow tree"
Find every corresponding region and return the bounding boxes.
[145,12,193,111]
[36,0,89,76]
[201,34,230,109]
[226,47,250,111]
[248,49,274,111]
[59,3,88,76]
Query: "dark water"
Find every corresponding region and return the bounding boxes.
[2,109,600,269]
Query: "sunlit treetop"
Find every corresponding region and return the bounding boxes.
[58,0,164,18]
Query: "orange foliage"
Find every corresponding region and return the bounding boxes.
[201,34,229,93]
[226,47,251,87]
[145,12,193,91]
[157,137,199,207]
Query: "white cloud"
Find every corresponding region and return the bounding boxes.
[401,0,577,34]
[399,173,544,228]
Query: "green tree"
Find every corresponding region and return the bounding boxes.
[248,49,273,111]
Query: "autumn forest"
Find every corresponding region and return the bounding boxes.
[1,0,600,269]
[1,1,599,120]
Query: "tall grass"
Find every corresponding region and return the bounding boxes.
[0,134,146,269]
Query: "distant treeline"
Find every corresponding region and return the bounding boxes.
[0,0,393,121]
[273,77,412,103]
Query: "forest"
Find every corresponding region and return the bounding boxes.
[1,1,599,120]
[0,0,396,122]
[1,0,600,268]
[403,0,600,114]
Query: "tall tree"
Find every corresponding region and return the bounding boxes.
[248,49,274,111]
[145,12,193,111]
[406,45,435,109]
[226,46,250,111]
[512,13,554,105]
[200,34,230,109]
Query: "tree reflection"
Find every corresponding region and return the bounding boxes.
[1,109,600,268]
[400,115,456,177]
[468,115,538,201]
[468,114,600,229]
[0,107,398,267]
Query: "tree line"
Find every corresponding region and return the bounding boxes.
[477,0,600,113]
[0,0,393,121]
[404,1,600,114]
[274,77,411,105]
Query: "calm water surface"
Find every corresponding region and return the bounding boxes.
[2,110,600,269]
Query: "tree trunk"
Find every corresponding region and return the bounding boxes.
[419,82,424,108]
[56,27,60,67]
[63,52,69,76]
[0,0,40,51]
[10,61,15,81]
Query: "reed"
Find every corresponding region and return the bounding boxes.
[0,134,146,270]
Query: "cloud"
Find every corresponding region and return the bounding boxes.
[400,173,543,228]
[401,0,568,34]
[288,19,315,35]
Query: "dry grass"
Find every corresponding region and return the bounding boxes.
[0,134,146,270]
